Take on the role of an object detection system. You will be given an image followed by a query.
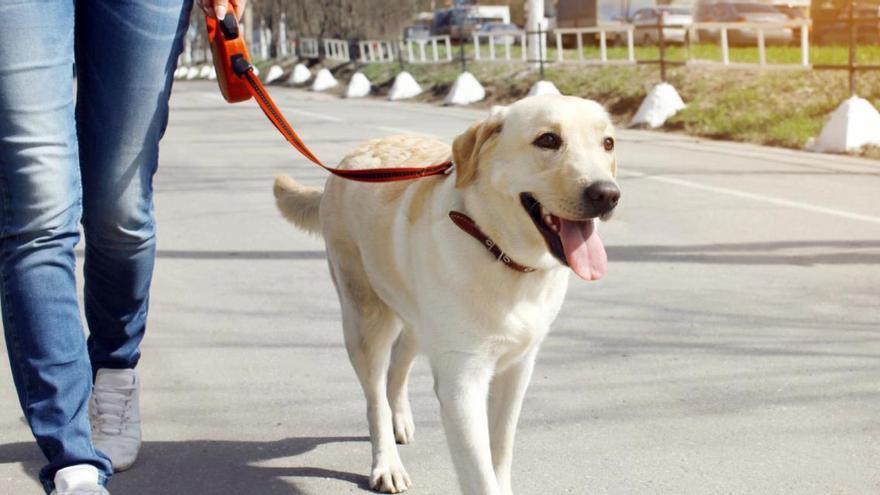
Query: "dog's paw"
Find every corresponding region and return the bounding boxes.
[370,459,412,493]
[392,406,415,445]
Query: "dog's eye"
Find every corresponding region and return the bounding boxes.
[533,132,562,150]
[603,137,615,152]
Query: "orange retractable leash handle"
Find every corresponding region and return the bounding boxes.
[205,10,453,183]
[206,8,253,103]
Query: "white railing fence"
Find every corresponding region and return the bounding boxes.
[687,20,810,67]
[298,38,320,59]
[406,35,453,64]
[323,38,351,62]
[180,20,815,72]
[358,40,399,63]
[554,26,636,64]
[473,31,528,62]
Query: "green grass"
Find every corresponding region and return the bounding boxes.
[411,41,880,67]
[356,56,880,155]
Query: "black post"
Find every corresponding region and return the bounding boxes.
[849,0,857,96]
[659,10,667,82]
[538,23,545,80]
[459,14,467,72]
[398,39,405,72]
[684,18,692,63]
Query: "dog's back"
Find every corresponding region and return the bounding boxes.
[273,134,450,240]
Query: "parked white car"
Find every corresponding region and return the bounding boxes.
[632,6,693,45]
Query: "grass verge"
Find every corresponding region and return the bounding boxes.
[352,60,880,159]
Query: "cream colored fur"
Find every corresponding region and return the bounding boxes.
[273,95,618,494]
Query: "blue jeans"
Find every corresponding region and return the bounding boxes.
[0,0,191,491]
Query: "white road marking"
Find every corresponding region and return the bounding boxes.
[280,107,346,123]
[623,170,880,226]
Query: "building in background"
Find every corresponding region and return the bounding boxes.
[811,0,880,44]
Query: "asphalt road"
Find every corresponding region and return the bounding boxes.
[2,81,879,495]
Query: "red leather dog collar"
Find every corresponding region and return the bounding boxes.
[448,211,536,273]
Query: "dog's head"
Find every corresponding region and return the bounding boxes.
[452,95,619,280]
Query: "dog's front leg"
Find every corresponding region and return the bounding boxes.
[489,348,539,495]
[431,351,501,495]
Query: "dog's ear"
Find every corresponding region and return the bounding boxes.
[452,106,507,188]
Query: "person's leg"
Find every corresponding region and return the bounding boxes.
[75,0,191,473]
[0,0,113,492]
[76,0,192,372]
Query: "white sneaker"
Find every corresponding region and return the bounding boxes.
[89,369,142,472]
[50,464,109,495]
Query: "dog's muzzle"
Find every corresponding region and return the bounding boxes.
[583,181,620,216]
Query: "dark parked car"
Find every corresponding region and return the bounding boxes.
[811,0,880,45]
[694,1,793,45]
[432,7,480,40]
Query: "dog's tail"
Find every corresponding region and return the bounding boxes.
[273,175,323,236]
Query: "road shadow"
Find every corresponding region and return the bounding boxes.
[155,249,326,260]
[74,249,327,261]
[0,436,370,494]
[607,240,880,265]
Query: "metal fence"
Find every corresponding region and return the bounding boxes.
[299,38,320,59]
[182,0,878,96]
[472,31,528,62]
[323,39,350,62]
[292,19,814,71]
[357,40,398,63]
[406,36,453,64]
[554,26,636,65]
[809,5,880,97]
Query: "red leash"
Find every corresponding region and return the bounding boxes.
[205,11,453,183]
[205,11,539,274]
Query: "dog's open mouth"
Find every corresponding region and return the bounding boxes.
[520,193,608,281]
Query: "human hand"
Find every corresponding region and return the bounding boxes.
[197,0,247,21]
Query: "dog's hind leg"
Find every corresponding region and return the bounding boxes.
[329,258,412,494]
[387,328,418,445]
[488,349,539,495]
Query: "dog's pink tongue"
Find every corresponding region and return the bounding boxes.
[559,219,607,281]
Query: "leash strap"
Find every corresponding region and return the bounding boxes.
[207,10,453,183]
[236,65,454,183]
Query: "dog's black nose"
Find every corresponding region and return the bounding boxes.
[584,181,620,214]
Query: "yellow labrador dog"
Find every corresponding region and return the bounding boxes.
[273,95,620,494]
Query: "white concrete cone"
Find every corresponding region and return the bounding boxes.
[444,71,486,105]
[288,63,311,85]
[207,66,217,80]
[174,67,188,79]
[345,72,372,98]
[388,71,422,101]
[527,80,561,97]
[198,65,211,79]
[185,66,200,80]
[808,96,880,153]
[311,69,338,91]
[265,64,284,84]
[630,82,686,129]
